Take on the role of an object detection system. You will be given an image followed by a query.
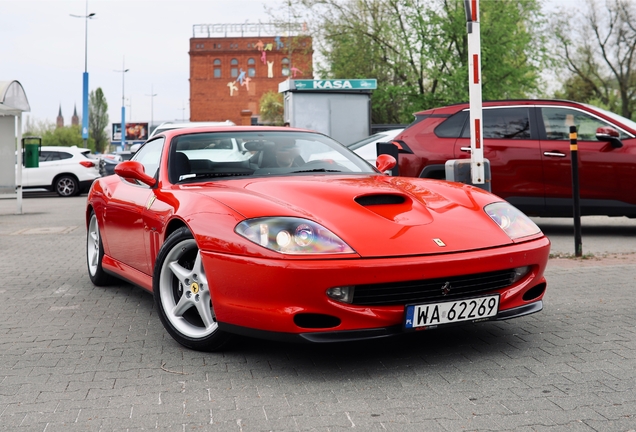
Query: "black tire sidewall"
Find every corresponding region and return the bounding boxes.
[153,227,231,352]
[56,175,79,197]
[87,211,114,286]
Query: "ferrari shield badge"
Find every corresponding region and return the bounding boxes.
[433,238,446,247]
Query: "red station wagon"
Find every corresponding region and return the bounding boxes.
[389,100,636,218]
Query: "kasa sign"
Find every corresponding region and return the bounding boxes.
[293,79,377,90]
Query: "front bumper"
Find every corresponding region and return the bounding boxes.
[203,236,550,339]
[219,300,543,343]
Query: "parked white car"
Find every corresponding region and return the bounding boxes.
[308,128,405,170]
[347,128,405,164]
[17,146,100,197]
[149,120,235,138]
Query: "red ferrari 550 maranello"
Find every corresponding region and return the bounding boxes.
[86,126,550,351]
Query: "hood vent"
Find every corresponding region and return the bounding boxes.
[355,194,405,206]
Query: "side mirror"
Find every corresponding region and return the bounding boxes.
[596,126,623,148]
[115,160,156,187]
[376,154,397,174]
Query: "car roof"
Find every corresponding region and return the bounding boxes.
[413,99,586,115]
[149,120,236,137]
[41,146,89,153]
[155,125,315,139]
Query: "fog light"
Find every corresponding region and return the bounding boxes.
[511,266,531,284]
[326,286,355,303]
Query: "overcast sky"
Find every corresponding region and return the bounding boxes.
[1,0,284,128]
[2,0,586,130]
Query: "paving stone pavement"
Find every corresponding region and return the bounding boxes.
[0,195,635,431]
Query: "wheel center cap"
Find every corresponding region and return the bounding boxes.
[190,282,199,294]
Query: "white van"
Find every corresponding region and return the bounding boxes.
[149,120,235,138]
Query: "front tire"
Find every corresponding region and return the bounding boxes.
[153,227,232,351]
[55,175,79,197]
[87,211,115,286]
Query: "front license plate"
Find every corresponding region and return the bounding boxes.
[404,295,500,329]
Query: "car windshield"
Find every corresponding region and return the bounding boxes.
[170,131,377,183]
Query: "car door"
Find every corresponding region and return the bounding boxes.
[453,106,545,211]
[25,150,72,188]
[102,139,164,275]
[538,106,631,213]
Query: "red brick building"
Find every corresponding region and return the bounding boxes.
[189,32,313,125]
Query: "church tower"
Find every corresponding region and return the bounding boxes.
[71,104,79,126]
[56,104,64,128]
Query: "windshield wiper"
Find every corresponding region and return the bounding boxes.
[178,172,252,182]
[290,168,342,173]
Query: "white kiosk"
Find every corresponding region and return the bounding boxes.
[279,79,376,145]
[0,80,31,213]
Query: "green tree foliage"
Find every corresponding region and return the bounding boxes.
[551,0,636,119]
[284,0,550,123]
[23,119,85,147]
[259,91,285,125]
[89,88,110,154]
[43,125,84,147]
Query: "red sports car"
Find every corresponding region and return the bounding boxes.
[86,126,550,351]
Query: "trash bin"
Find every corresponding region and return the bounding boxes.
[22,136,42,168]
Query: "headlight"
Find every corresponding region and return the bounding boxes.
[484,202,541,240]
[235,217,356,255]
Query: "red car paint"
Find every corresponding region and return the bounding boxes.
[86,126,549,350]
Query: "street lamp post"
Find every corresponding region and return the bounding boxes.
[115,58,129,150]
[70,0,95,149]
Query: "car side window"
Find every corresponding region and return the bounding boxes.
[132,138,164,178]
[481,108,531,139]
[436,111,469,138]
[541,107,621,141]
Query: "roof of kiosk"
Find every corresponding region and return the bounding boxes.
[0,80,30,115]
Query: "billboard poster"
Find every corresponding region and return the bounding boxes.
[112,122,149,141]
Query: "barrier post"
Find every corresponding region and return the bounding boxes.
[464,0,485,185]
[570,125,582,257]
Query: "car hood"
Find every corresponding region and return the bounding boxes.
[186,175,516,258]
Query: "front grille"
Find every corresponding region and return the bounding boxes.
[352,269,517,306]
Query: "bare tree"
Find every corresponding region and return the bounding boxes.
[274,0,549,123]
[552,0,636,119]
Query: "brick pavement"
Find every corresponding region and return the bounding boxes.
[0,195,635,431]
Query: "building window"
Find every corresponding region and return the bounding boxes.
[213,59,221,78]
[231,58,239,78]
[282,57,290,76]
[247,58,256,77]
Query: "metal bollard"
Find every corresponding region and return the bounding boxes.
[570,125,582,257]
